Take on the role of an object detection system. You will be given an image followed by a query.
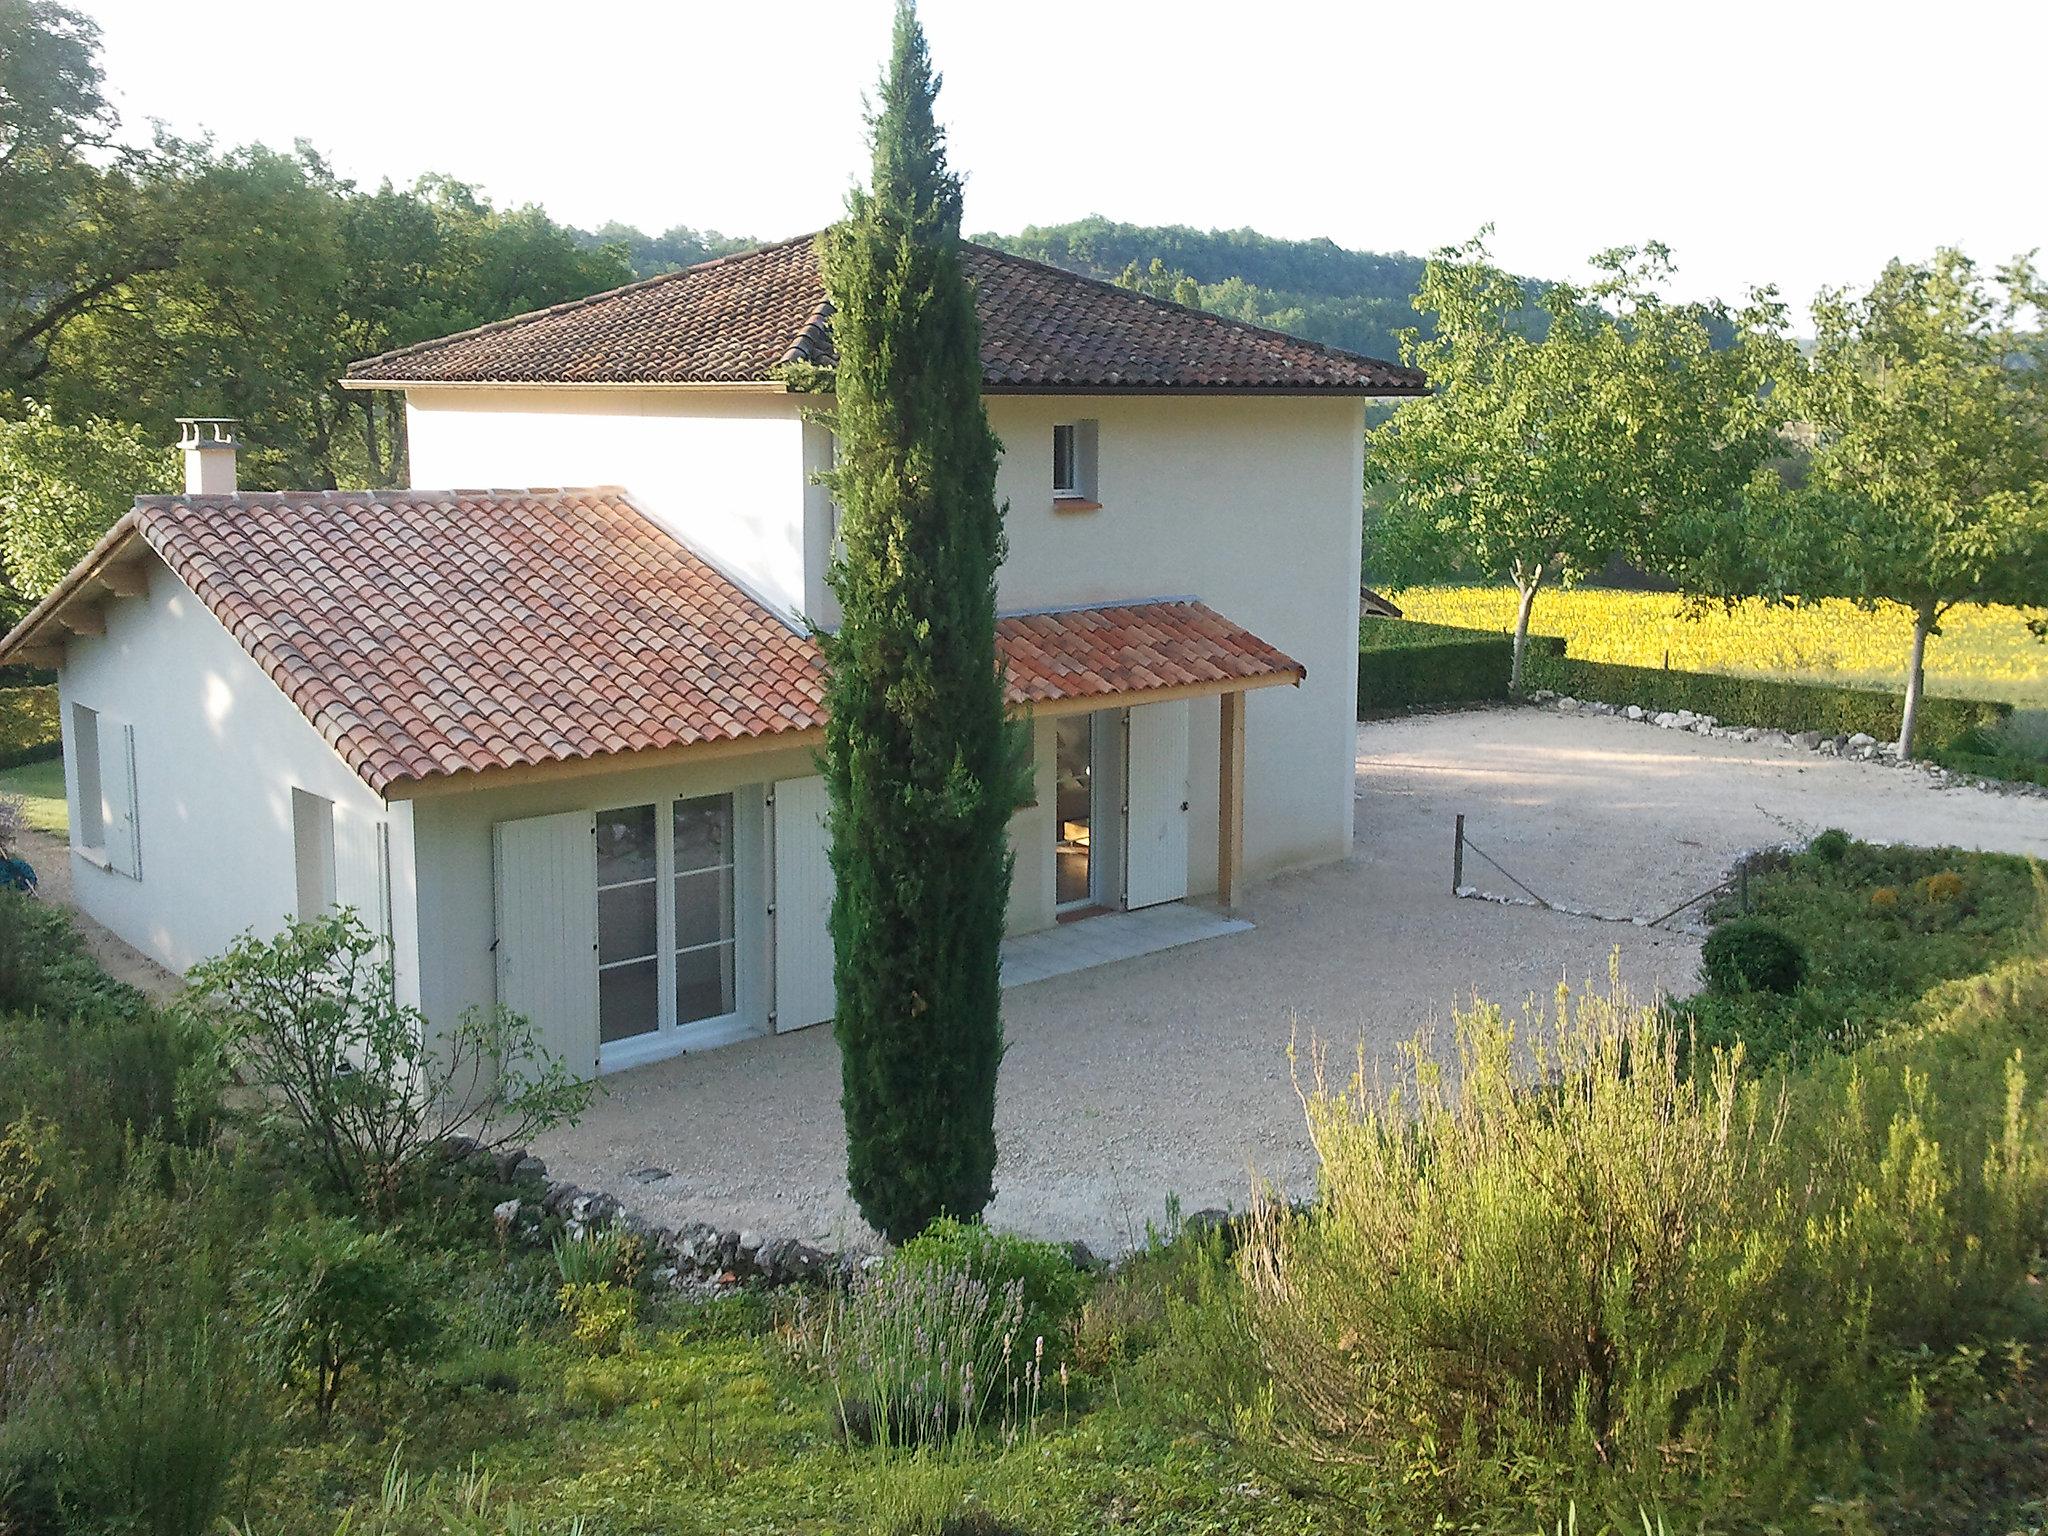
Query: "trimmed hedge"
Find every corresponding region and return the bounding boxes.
[1358,619,1564,714]
[1522,651,2009,754]
[0,686,59,771]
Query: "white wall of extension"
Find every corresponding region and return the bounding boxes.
[52,555,421,998]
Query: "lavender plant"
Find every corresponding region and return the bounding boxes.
[827,1259,1025,1446]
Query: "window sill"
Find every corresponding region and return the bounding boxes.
[72,844,110,871]
[1052,497,1102,514]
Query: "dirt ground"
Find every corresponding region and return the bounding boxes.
[542,706,2048,1253]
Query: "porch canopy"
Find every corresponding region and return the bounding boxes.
[0,484,1303,904]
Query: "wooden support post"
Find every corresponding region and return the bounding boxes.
[1217,689,1246,912]
[1453,813,1465,895]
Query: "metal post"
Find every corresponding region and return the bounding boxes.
[1453,814,1465,896]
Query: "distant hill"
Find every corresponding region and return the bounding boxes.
[975,217,1442,361]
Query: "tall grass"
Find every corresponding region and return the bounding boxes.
[1229,968,2048,1526]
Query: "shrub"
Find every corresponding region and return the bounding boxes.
[1228,976,2048,1526]
[1522,649,2009,755]
[1699,917,1807,995]
[553,1223,643,1289]
[894,1217,1084,1356]
[1809,827,1852,863]
[0,687,59,772]
[1917,870,1967,904]
[1357,618,1565,713]
[241,1213,436,1422]
[556,1280,636,1355]
[822,1259,1026,1445]
[0,887,149,1022]
[185,910,591,1219]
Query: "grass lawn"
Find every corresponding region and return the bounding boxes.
[0,756,65,837]
[1394,586,2048,708]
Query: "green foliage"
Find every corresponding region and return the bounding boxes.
[893,1217,1085,1356]
[242,1212,436,1422]
[0,402,175,614]
[0,685,59,770]
[553,1223,642,1289]
[0,884,148,1021]
[1809,827,1851,863]
[1368,233,1792,687]
[557,1280,636,1356]
[819,3,1015,1241]
[1226,972,2048,1528]
[0,1117,57,1309]
[184,909,590,1219]
[1682,841,2043,1068]
[569,220,759,279]
[1699,917,1807,995]
[1357,617,1564,712]
[1523,646,2010,753]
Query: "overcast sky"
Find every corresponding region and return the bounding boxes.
[85,0,2047,318]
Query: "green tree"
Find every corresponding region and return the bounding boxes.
[819,0,1014,1242]
[0,1,180,402]
[1370,235,1788,687]
[0,402,174,618]
[1789,251,2048,756]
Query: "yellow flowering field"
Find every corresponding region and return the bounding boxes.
[1393,587,2048,708]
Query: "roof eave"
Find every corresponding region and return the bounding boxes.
[338,377,795,393]
[0,511,149,666]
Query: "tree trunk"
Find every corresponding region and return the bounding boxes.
[1898,602,1935,758]
[1510,566,1545,692]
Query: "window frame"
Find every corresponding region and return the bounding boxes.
[70,703,105,860]
[291,787,338,919]
[1051,423,1080,498]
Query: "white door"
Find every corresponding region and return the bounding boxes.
[1124,699,1191,909]
[772,776,835,1032]
[102,719,140,878]
[493,810,600,1078]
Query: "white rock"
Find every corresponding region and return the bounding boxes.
[1846,732,1877,750]
[1624,705,1644,721]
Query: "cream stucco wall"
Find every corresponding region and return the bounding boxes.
[54,558,422,1000]
[404,388,819,620]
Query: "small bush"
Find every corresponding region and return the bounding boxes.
[822,1260,1026,1445]
[1871,885,1901,910]
[553,1223,642,1289]
[1809,827,1852,863]
[557,1281,635,1355]
[185,911,591,1219]
[241,1212,437,1422]
[894,1216,1083,1356]
[1917,870,1967,904]
[1700,917,1807,995]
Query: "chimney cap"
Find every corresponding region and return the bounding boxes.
[175,417,239,448]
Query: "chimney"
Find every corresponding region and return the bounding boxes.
[176,418,239,495]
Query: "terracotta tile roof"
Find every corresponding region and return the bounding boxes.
[127,488,828,795]
[0,489,1304,796]
[997,601,1303,705]
[344,237,1426,395]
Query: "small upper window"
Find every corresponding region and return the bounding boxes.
[1052,424,1079,497]
[1051,420,1099,506]
[292,788,337,919]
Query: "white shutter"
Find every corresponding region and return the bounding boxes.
[102,720,140,879]
[772,776,835,1033]
[1124,699,1191,909]
[335,810,391,944]
[493,811,600,1079]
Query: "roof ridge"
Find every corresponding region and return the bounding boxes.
[962,240,1413,376]
[345,234,822,379]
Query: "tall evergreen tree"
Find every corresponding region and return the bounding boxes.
[819,1,1012,1242]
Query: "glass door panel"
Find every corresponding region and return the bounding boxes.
[1054,715,1094,910]
[597,804,660,1042]
[673,794,736,1025]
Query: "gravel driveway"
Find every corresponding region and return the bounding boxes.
[542,706,2048,1252]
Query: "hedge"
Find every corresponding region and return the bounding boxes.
[1358,619,1564,714]
[1521,651,2010,754]
[0,686,60,771]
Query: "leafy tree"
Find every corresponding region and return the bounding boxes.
[0,402,174,618]
[0,1,181,401]
[1784,251,2048,756]
[819,0,1014,1242]
[1369,235,1789,687]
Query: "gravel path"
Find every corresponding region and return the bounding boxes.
[538,703,2048,1254]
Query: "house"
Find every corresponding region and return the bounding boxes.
[0,238,1425,1077]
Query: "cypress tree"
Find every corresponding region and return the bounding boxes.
[818,0,1012,1243]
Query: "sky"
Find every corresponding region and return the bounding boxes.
[84,0,2048,317]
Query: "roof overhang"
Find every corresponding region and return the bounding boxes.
[338,377,796,394]
[0,511,152,670]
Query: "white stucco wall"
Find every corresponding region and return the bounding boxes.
[988,394,1368,881]
[404,388,815,620]
[54,557,422,999]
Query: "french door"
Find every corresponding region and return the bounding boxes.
[596,792,738,1064]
